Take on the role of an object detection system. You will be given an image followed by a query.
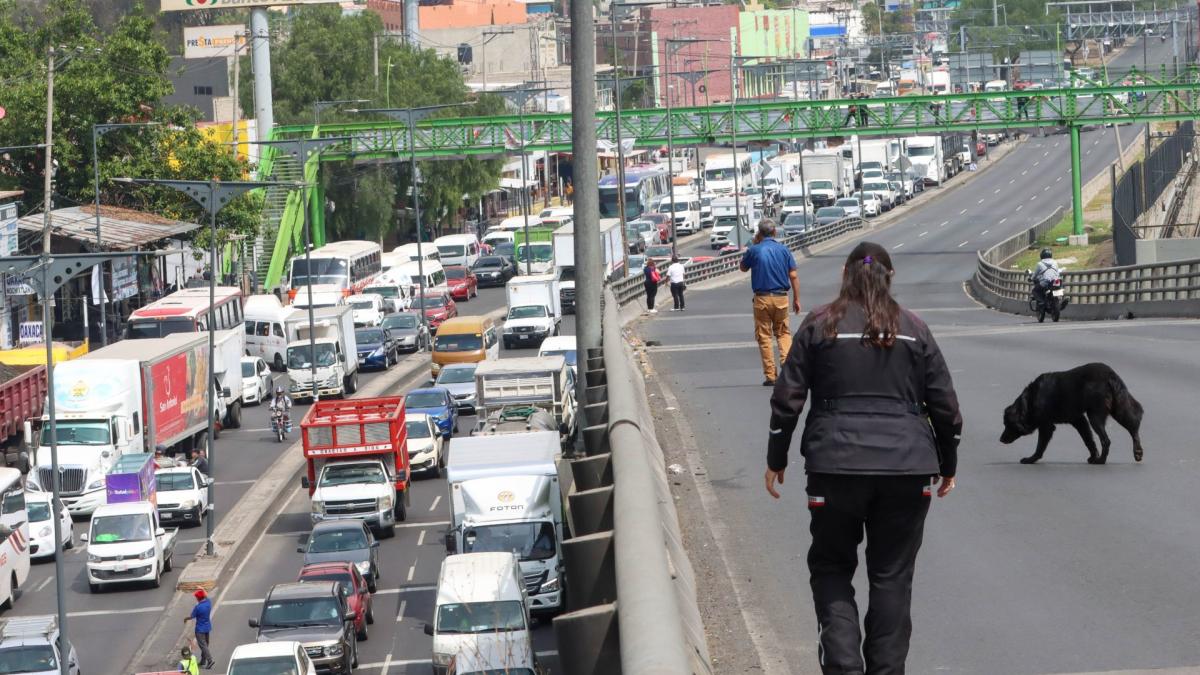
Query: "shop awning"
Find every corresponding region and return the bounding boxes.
[17,205,201,250]
[499,177,539,189]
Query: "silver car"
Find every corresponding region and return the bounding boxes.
[434,363,478,413]
[834,197,862,218]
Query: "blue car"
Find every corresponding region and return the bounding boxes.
[405,387,457,439]
[356,327,400,370]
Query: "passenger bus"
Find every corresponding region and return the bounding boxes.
[127,287,244,338]
[287,240,382,301]
[703,154,755,196]
[0,468,29,610]
[598,165,670,221]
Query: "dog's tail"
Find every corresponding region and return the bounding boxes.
[1109,373,1144,421]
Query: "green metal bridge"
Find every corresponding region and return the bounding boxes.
[257,66,1200,288]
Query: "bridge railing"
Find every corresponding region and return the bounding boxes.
[613,216,867,307]
[971,207,1200,318]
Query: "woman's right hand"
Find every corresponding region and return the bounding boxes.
[935,475,956,498]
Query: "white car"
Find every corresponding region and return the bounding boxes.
[851,191,883,217]
[27,491,72,560]
[405,413,444,477]
[348,293,386,327]
[228,641,317,675]
[834,197,863,218]
[241,356,273,405]
[155,465,212,527]
[710,218,752,249]
[860,180,896,210]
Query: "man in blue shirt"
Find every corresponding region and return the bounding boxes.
[183,589,215,669]
[740,220,801,385]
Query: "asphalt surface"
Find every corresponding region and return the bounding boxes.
[637,39,1200,675]
[8,283,574,674]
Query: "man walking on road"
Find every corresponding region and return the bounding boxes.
[184,589,215,669]
[666,255,687,311]
[740,220,800,385]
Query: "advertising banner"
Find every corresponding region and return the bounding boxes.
[0,203,16,258]
[150,341,210,443]
[183,24,246,59]
[162,0,338,11]
[112,259,139,302]
[17,322,42,345]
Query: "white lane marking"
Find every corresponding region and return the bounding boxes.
[429,495,441,512]
[218,479,258,485]
[1009,178,1016,184]
[63,606,166,618]
[33,576,52,593]
[1034,160,1040,166]
[223,585,438,606]
[266,520,448,537]
[894,243,905,249]
[380,653,393,675]
[1022,170,1028,175]
[1056,176,1063,182]
[356,652,560,670]
[407,565,416,582]
[977,198,985,204]
[417,529,426,546]
[1043,150,1049,157]
[1017,204,1024,211]
[981,230,989,236]
[1044,185,1050,191]
[999,218,1008,224]
[939,220,949,227]
[993,188,1000,194]
[958,240,970,247]
[918,231,928,237]
[1031,194,1038,201]
[1054,141,1060,147]
[396,600,407,622]
[959,209,967,215]
[1086,149,1092,155]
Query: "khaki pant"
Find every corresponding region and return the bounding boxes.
[753,295,792,381]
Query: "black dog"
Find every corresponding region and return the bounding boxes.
[1000,363,1144,465]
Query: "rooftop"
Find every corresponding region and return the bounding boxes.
[16,205,201,250]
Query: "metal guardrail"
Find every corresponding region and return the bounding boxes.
[972,207,1200,313]
[552,288,713,674]
[612,216,868,307]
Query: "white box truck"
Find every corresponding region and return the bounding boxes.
[802,152,854,199]
[444,431,565,614]
[473,355,576,442]
[905,135,945,185]
[504,275,562,349]
[553,221,621,314]
[213,328,246,430]
[287,305,359,401]
[27,333,222,515]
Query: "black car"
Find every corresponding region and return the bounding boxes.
[471,255,516,287]
[814,206,847,226]
[355,327,400,370]
[250,581,359,673]
[381,312,429,352]
[782,211,816,237]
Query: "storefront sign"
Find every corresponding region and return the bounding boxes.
[112,259,139,302]
[183,25,246,59]
[4,275,34,296]
[18,321,42,345]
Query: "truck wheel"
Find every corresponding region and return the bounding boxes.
[163,552,173,573]
[357,620,369,641]
[394,500,407,523]
[227,401,242,429]
[381,523,395,539]
[345,372,359,395]
[151,565,161,589]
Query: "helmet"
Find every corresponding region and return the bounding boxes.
[275,386,285,396]
[1040,248,1053,260]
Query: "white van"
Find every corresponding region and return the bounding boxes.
[426,552,533,675]
[493,215,543,232]
[538,206,573,220]
[482,229,515,250]
[363,279,409,314]
[395,260,447,296]
[435,234,482,268]
[0,469,30,611]
[244,294,305,371]
[657,196,702,235]
[393,242,441,265]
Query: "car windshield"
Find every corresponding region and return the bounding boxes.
[836,199,859,207]
[435,334,482,352]
[261,597,341,627]
[785,214,813,225]
[539,349,577,366]
[463,522,556,561]
[515,244,554,263]
[435,600,526,634]
[356,329,385,344]
[646,246,672,257]
[809,180,834,190]
[301,572,353,588]
[27,502,50,523]
[413,296,446,309]
[228,655,301,675]
[494,243,515,257]
[474,257,504,269]
[908,145,936,157]
[365,286,398,298]
[348,299,374,310]
[241,361,256,377]
[438,245,466,258]
[405,420,432,439]
[383,315,418,330]
[319,464,386,487]
[437,366,476,384]
[705,167,737,181]
[287,343,337,369]
[90,514,152,543]
[41,421,110,446]
[860,162,883,171]
[406,392,446,408]
[290,257,348,287]
[126,317,195,339]
[0,645,57,673]
[307,527,369,553]
[816,208,845,218]
[157,473,196,491]
[864,182,889,191]
[508,306,547,319]
[445,268,467,280]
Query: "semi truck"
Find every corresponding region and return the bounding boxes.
[905,134,965,186]
[300,396,412,536]
[26,333,224,516]
[473,355,577,444]
[552,221,622,313]
[287,305,359,402]
[444,430,566,614]
[504,275,562,349]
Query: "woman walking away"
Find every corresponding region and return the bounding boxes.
[667,255,687,311]
[764,241,962,675]
[643,259,661,314]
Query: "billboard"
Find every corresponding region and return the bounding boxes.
[183,25,246,59]
[149,341,209,444]
[162,0,340,10]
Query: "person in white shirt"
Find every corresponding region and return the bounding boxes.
[666,256,687,311]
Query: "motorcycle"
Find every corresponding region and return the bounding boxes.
[271,407,292,442]
[1027,270,1066,323]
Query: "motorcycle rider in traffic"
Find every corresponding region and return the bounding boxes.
[1032,248,1061,305]
[269,386,292,436]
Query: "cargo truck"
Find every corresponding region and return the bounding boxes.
[472,355,576,443]
[287,305,359,402]
[905,134,964,185]
[503,275,561,349]
[300,397,412,536]
[512,226,558,275]
[0,363,45,468]
[552,221,622,313]
[444,430,565,614]
[802,152,855,198]
[26,333,225,516]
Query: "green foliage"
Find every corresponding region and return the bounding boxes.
[861,2,912,36]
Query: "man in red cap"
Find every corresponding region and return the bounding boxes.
[183,588,214,669]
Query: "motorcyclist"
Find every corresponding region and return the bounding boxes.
[270,386,292,433]
[1032,248,1062,304]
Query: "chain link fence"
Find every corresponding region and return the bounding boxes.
[1112,121,1194,265]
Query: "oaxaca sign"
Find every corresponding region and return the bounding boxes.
[162,0,339,10]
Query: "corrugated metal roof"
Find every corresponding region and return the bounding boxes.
[16,205,201,250]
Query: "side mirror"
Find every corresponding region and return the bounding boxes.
[297,546,305,553]
[81,531,89,543]
[423,623,435,636]
[371,540,381,548]
[205,477,214,487]
[222,387,233,399]
[301,477,311,489]
[444,530,457,554]
[155,527,166,537]
[248,618,260,628]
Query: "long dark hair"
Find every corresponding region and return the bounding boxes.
[822,241,900,348]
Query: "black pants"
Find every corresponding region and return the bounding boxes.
[806,473,932,675]
[670,282,685,309]
[645,282,658,310]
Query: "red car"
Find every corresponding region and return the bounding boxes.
[444,266,478,301]
[413,290,458,332]
[298,561,374,640]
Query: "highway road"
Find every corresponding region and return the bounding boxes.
[637,37,1200,675]
[7,282,571,674]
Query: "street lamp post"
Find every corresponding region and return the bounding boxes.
[488,88,552,275]
[314,99,370,127]
[91,122,158,346]
[664,38,708,256]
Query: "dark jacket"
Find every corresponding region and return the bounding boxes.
[768,303,962,477]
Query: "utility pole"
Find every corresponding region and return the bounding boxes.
[250,8,274,138]
[42,47,56,255]
[481,28,514,93]
[570,0,600,422]
[231,35,242,160]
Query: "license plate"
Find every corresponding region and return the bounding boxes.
[1052,289,1064,297]
[518,335,531,340]
[114,563,127,572]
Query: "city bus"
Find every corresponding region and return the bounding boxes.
[287,240,382,302]
[598,165,670,220]
[0,468,30,610]
[126,287,244,338]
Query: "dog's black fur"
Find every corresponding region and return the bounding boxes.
[1000,363,1145,465]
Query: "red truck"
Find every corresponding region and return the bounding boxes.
[0,363,46,468]
[300,397,411,537]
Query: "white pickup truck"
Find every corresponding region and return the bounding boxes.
[84,502,177,592]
